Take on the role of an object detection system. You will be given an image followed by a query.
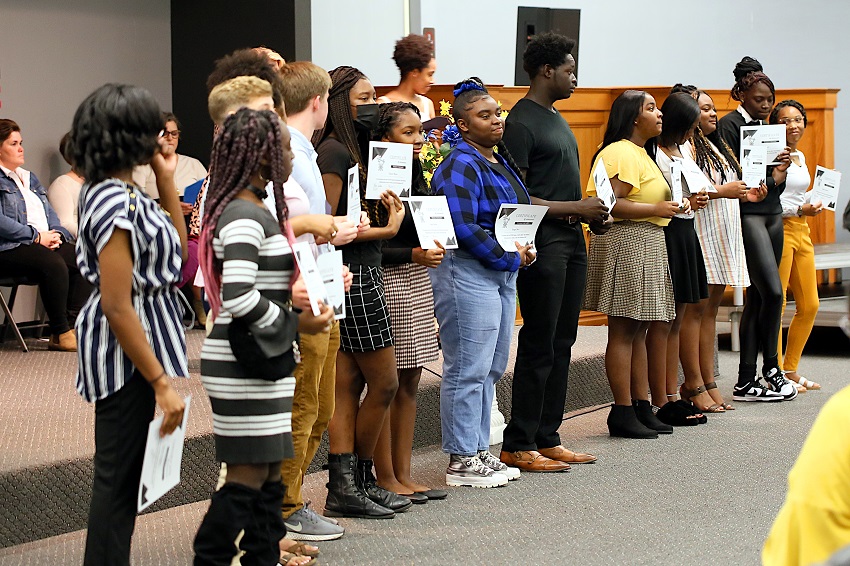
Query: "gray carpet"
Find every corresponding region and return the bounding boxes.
[2,330,847,566]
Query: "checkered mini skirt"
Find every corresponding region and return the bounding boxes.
[339,264,394,353]
[384,263,439,369]
[583,220,675,322]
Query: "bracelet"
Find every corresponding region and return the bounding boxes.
[149,370,167,385]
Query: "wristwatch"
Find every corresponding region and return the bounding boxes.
[796,205,803,217]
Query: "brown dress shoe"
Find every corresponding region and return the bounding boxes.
[538,445,597,464]
[48,329,77,352]
[499,450,570,472]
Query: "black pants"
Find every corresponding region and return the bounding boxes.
[0,241,91,334]
[738,213,784,383]
[503,222,587,452]
[83,373,155,566]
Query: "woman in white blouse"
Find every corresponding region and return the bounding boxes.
[47,133,84,238]
[770,100,823,391]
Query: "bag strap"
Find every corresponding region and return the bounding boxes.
[282,217,301,289]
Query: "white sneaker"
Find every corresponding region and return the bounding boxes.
[446,454,509,488]
[478,450,520,480]
[763,367,798,400]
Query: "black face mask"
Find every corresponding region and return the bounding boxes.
[353,103,380,131]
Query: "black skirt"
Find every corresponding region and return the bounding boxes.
[339,263,394,353]
[664,217,709,304]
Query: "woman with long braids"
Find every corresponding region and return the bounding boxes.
[372,102,446,503]
[312,66,411,519]
[431,78,533,487]
[771,100,823,391]
[583,90,681,439]
[71,83,187,565]
[717,57,797,402]
[193,108,333,566]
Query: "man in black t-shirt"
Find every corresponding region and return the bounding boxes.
[500,33,610,472]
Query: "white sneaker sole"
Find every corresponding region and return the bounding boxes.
[446,472,509,488]
[284,529,345,541]
[493,466,520,480]
[732,393,784,402]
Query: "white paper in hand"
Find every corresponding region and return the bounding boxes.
[346,165,361,225]
[138,395,191,513]
[408,195,458,249]
[740,124,786,165]
[811,166,842,211]
[316,250,346,320]
[669,160,684,203]
[741,146,767,188]
[494,204,548,250]
[593,160,616,212]
[365,141,413,200]
[291,242,329,316]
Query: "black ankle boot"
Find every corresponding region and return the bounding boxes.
[357,458,413,513]
[194,482,261,565]
[607,404,658,439]
[633,400,673,434]
[325,453,395,519]
[239,480,287,566]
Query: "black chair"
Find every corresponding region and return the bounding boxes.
[0,275,49,352]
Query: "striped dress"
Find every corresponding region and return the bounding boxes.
[76,179,188,402]
[201,198,296,464]
[684,140,750,287]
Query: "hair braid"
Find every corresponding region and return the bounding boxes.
[200,108,290,319]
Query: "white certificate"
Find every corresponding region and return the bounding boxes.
[494,204,548,250]
[365,141,413,200]
[291,242,329,316]
[138,395,191,512]
[811,166,842,211]
[681,158,716,193]
[741,146,767,188]
[740,124,786,165]
[408,195,458,250]
[316,250,346,320]
[592,159,616,212]
[669,159,684,203]
[346,165,361,225]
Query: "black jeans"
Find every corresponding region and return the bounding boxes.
[84,373,155,566]
[738,213,784,383]
[503,221,587,452]
[0,241,91,334]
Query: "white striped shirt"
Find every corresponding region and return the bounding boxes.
[75,179,188,402]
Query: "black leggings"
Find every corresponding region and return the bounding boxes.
[0,241,91,334]
[738,213,784,383]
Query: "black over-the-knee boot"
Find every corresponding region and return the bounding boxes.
[194,482,261,566]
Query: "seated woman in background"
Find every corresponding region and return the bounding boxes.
[0,119,90,352]
[770,100,823,392]
[47,132,85,239]
[377,34,437,120]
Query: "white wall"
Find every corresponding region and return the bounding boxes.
[0,0,172,185]
[311,0,850,240]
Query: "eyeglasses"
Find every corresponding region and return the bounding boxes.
[161,130,181,139]
[778,116,804,125]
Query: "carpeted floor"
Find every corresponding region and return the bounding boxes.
[2,326,847,566]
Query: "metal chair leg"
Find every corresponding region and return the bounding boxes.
[0,288,28,352]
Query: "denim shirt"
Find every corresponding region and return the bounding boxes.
[431,139,530,271]
[0,169,72,252]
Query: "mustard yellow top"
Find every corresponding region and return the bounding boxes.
[762,384,850,566]
[587,139,672,227]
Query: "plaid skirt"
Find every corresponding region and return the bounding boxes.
[384,263,439,369]
[339,263,394,353]
[583,220,675,322]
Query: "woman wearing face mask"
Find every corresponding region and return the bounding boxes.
[377,34,437,120]
[312,66,411,519]
[717,57,797,402]
[583,90,681,439]
[430,78,534,488]
[770,100,823,392]
[372,102,446,503]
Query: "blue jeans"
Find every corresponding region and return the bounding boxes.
[430,250,517,456]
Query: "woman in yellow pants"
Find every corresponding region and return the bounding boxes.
[770,100,822,391]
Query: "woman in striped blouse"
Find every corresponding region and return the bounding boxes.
[71,84,188,565]
[193,108,333,566]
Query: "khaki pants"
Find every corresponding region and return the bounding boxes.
[280,322,340,517]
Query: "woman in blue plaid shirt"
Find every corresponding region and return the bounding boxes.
[430,79,536,488]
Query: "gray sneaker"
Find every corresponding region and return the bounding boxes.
[305,500,339,525]
[284,503,345,541]
[446,454,509,488]
[478,450,520,481]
